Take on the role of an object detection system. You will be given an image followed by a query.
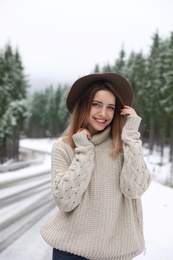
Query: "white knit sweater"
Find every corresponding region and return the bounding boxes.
[40,116,151,260]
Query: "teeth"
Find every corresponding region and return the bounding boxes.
[96,119,106,122]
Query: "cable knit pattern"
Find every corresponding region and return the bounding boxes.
[120,116,151,199]
[40,118,151,260]
[52,132,94,212]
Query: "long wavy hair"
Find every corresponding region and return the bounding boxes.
[62,81,125,156]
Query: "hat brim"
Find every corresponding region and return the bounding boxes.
[66,72,134,113]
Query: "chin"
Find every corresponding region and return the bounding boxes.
[95,126,107,132]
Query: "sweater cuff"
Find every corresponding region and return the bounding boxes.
[72,132,93,147]
[124,116,141,131]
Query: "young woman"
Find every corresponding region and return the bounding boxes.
[41,72,151,260]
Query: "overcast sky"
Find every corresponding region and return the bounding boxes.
[1,0,173,90]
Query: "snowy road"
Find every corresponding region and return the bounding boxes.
[1,181,173,260]
[0,138,173,259]
[0,206,56,260]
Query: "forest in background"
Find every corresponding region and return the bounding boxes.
[0,31,173,173]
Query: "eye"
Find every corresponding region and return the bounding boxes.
[92,102,101,107]
[107,106,115,110]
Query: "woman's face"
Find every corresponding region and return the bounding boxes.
[87,90,116,135]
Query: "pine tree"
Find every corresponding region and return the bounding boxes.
[94,64,100,72]
[27,91,48,137]
[161,32,173,168]
[145,32,164,152]
[126,51,148,138]
[113,48,127,75]
[0,43,29,163]
[56,84,69,133]
[27,84,69,138]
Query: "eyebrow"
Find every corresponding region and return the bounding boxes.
[93,100,116,107]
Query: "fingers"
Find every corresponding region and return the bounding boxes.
[120,105,137,116]
[77,128,92,140]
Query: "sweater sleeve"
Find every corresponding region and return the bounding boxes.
[120,116,151,199]
[51,132,94,212]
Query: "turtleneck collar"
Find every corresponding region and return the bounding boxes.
[90,126,111,146]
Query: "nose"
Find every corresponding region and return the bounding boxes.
[99,107,107,117]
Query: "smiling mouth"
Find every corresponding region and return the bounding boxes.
[94,118,107,123]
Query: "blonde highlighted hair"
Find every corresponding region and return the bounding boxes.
[62,81,125,156]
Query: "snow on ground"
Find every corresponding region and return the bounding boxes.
[143,145,172,187]
[134,181,173,260]
[0,138,173,259]
[20,138,55,153]
[0,207,56,260]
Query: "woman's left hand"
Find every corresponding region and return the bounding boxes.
[120,105,138,116]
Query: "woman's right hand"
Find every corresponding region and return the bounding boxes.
[77,128,92,140]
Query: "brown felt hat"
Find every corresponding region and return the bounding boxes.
[66,72,134,113]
